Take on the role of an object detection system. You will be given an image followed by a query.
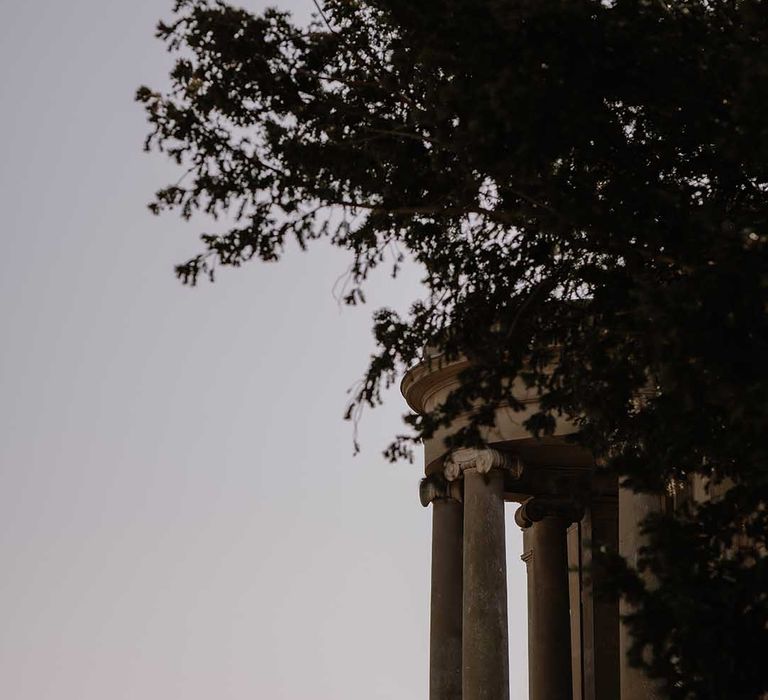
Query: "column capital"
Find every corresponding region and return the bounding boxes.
[443,447,522,482]
[420,473,463,506]
[515,496,584,529]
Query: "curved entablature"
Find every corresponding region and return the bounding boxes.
[400,353,593,476]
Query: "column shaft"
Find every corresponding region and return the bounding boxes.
[525,516,573,700]
[618,485,664,700]
[430,498,463,700]
[462,468,509,700]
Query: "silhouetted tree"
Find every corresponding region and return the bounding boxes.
[139,1,768,696]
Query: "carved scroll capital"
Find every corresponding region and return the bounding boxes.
[443,447,523,481]
[514,496,584,529]
[419,474,463,506]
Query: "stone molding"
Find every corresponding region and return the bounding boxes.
[520,549,534,563]
[400,355,471,415]
[515,496,584,529]
[443,447,523,482]
[400,352,553,416]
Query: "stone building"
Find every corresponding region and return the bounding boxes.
[401,353,667,700]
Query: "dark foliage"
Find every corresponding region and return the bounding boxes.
[139,1,768,696]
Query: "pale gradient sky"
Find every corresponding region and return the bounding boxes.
[0,2,528,698]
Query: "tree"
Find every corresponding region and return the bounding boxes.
[138,1,768,696]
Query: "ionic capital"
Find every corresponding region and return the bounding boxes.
[514,496,584,529]
[419,474,463,506]
[443,447,522,482]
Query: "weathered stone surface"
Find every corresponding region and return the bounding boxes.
[462,468,509,700]
[619,485,664,700]
[522,514,573,700]
[429,498,463,700]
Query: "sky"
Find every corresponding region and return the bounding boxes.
[0,2,528,698]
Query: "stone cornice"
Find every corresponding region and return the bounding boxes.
[400,354,471,415]
[400,352,554,416]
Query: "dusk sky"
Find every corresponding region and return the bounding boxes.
[0,2,528,697]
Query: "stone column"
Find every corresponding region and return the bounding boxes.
[420,477,463,700]
[516,497,583,700]
[618,483,664,700]
[444,448,520,700]
[463,467,509,700]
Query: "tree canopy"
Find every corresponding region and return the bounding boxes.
[138,1,768,697]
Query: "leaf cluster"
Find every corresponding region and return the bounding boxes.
[139,1,768,696]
